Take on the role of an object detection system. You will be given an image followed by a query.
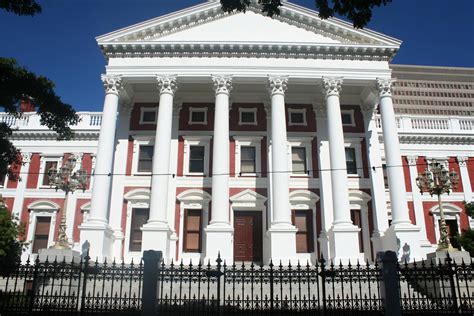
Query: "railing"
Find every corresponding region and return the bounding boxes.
[375,115,474,135]
[0,112,102,130]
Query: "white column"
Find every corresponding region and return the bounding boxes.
[141,76,178,262]
[457,156,473,202]
[205,75,233,262]
[80,74,123,260]
[12,152,31,219]
[267,76,297,263]
[313,103,333,260]
[322,77,363,263]
[361,102,389,254]
[377,78,425,261]
[109,103,133,259]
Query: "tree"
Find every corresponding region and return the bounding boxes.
[220,0,392,29]
[454,202,474,256]
[0,2,79,180]
[0,196,26,274]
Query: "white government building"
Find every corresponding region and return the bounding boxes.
[1,0,473,264]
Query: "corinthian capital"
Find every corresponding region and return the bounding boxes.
[376,78,395,98]
[212,75,233,95]
[268,76,288,96]
[21,152,32,163]
[101,75,123,95]
[321,77,343,97]
[156,75,178,96]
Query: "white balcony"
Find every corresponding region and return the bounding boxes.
[375,115,474,135]
[0,112,102,131]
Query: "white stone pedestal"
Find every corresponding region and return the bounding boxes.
[38,248,81,263]
[141,224,171,262]
[426,250,472,264]
[267,225,297,264]
[384,223,427,262]
[329,224,365,264]
[204,225,233,263]
[79,222,114,261]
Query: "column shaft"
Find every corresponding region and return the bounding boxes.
[89,76,122,223]
[210,77,231,225]
[149,77,177,225]
[323,78,352,225]
[377,79,411,225]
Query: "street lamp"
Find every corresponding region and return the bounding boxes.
[416,160,459,251]
[48,156,88,250]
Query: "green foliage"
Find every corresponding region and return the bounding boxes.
[0,0,41,16]
[0,58,79,178]
[220,0,392,28]
[0,201,26,274]
[455,229,474,257]
[465,201,474,219]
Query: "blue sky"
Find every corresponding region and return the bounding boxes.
[1,0,473,111]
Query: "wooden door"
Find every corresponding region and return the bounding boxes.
[234,211,263,262]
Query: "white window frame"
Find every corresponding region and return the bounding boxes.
[344,139,363,178]
[183,136,211,176]
[188,107,208,125]
[238,108,258,126]
[288,138,313,177]
[139,107,158,124]
[430,203,462,245]
[132,138,155,175]
[123,189,151,261]
[288,108,307,126]
[234,136,262,177]
[26,201,59,255]
[341,109,356,127]
[38,155,63,188]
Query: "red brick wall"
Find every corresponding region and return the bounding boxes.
[177,137,184,177]
[3,197,15,211]
[407,201,416,225]
[468,157,474,190]
[26,154,40,189]
[422,200,469,244]
[286,105,316,132]
[6,154,22,189]
[21,197,66,241]
[229,104,266,132]
[129,103,158,131]
[402,156,412,193]
[261,137,267,178]
[74,199,90,242]
[230,138,235,177]
[311,138,319,178]
[341,105,365,133]
[125,136,134,176]
[179,103,214,131]
[448,157,463,192]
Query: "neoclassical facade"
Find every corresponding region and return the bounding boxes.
[1,1,473,264]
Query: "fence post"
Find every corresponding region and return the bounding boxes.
[142,250,162,316]
[377,251,401,316]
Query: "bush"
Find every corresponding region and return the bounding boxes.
[455,229,474,257]
[0,198,26,275]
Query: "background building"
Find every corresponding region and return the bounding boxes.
[1,1,473,263]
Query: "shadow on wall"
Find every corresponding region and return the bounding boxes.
[397,237,411,262]
[81,240,90,259]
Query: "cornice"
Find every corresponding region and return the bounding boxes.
[379,134,474,145]
[10,131,100,141]
[100,42,397,61]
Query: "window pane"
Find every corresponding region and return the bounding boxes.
[241,111,255,123]
[142,110,156,123]
[292,147,306,174]
[43,161,58,186]
[240,146,256,173]
[191,110,205,123]
[341,113,353,125]
[345,148,357,174]
[292,210,313,253]
[296,234,309,253]
[138,146,154,172]
[129,208,149,252]
[185,210,202,252]
[32,217,51,253]
[189,146,205,173]
[290,112,304,124]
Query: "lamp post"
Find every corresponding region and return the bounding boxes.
[48,156,88,250]
[416,160,459,251]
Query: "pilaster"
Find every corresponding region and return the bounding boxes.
[12,152,31,220]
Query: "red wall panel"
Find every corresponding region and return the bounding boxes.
[229,103,266,132]
[26,154,40,189]
[402,156,412,193]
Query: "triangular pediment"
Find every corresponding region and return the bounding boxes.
[97,1,401,60]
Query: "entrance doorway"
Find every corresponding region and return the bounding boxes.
[233,211,263,262]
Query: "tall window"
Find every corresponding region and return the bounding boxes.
[138,146,154,172]
[129,208,149,252]
[184,209,202,252]
[345,148,357,175]
[292,147,307,174]
[42,161,58,186]
[292,210,314,253]
[189,146,205,173]
[32,217,51,253]
[240,146,256,174]
[350,209,364,252]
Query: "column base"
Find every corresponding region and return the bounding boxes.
[79,221,114,261]
[204,224,233,263]
[329,224,365,264]
[38,248,81,263]
[141,222,172,263]
[384,223,428,262]
[267,224,297,264]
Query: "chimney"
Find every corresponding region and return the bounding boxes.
[20,98,35,112]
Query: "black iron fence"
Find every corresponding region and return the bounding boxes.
[0,251,472,316]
